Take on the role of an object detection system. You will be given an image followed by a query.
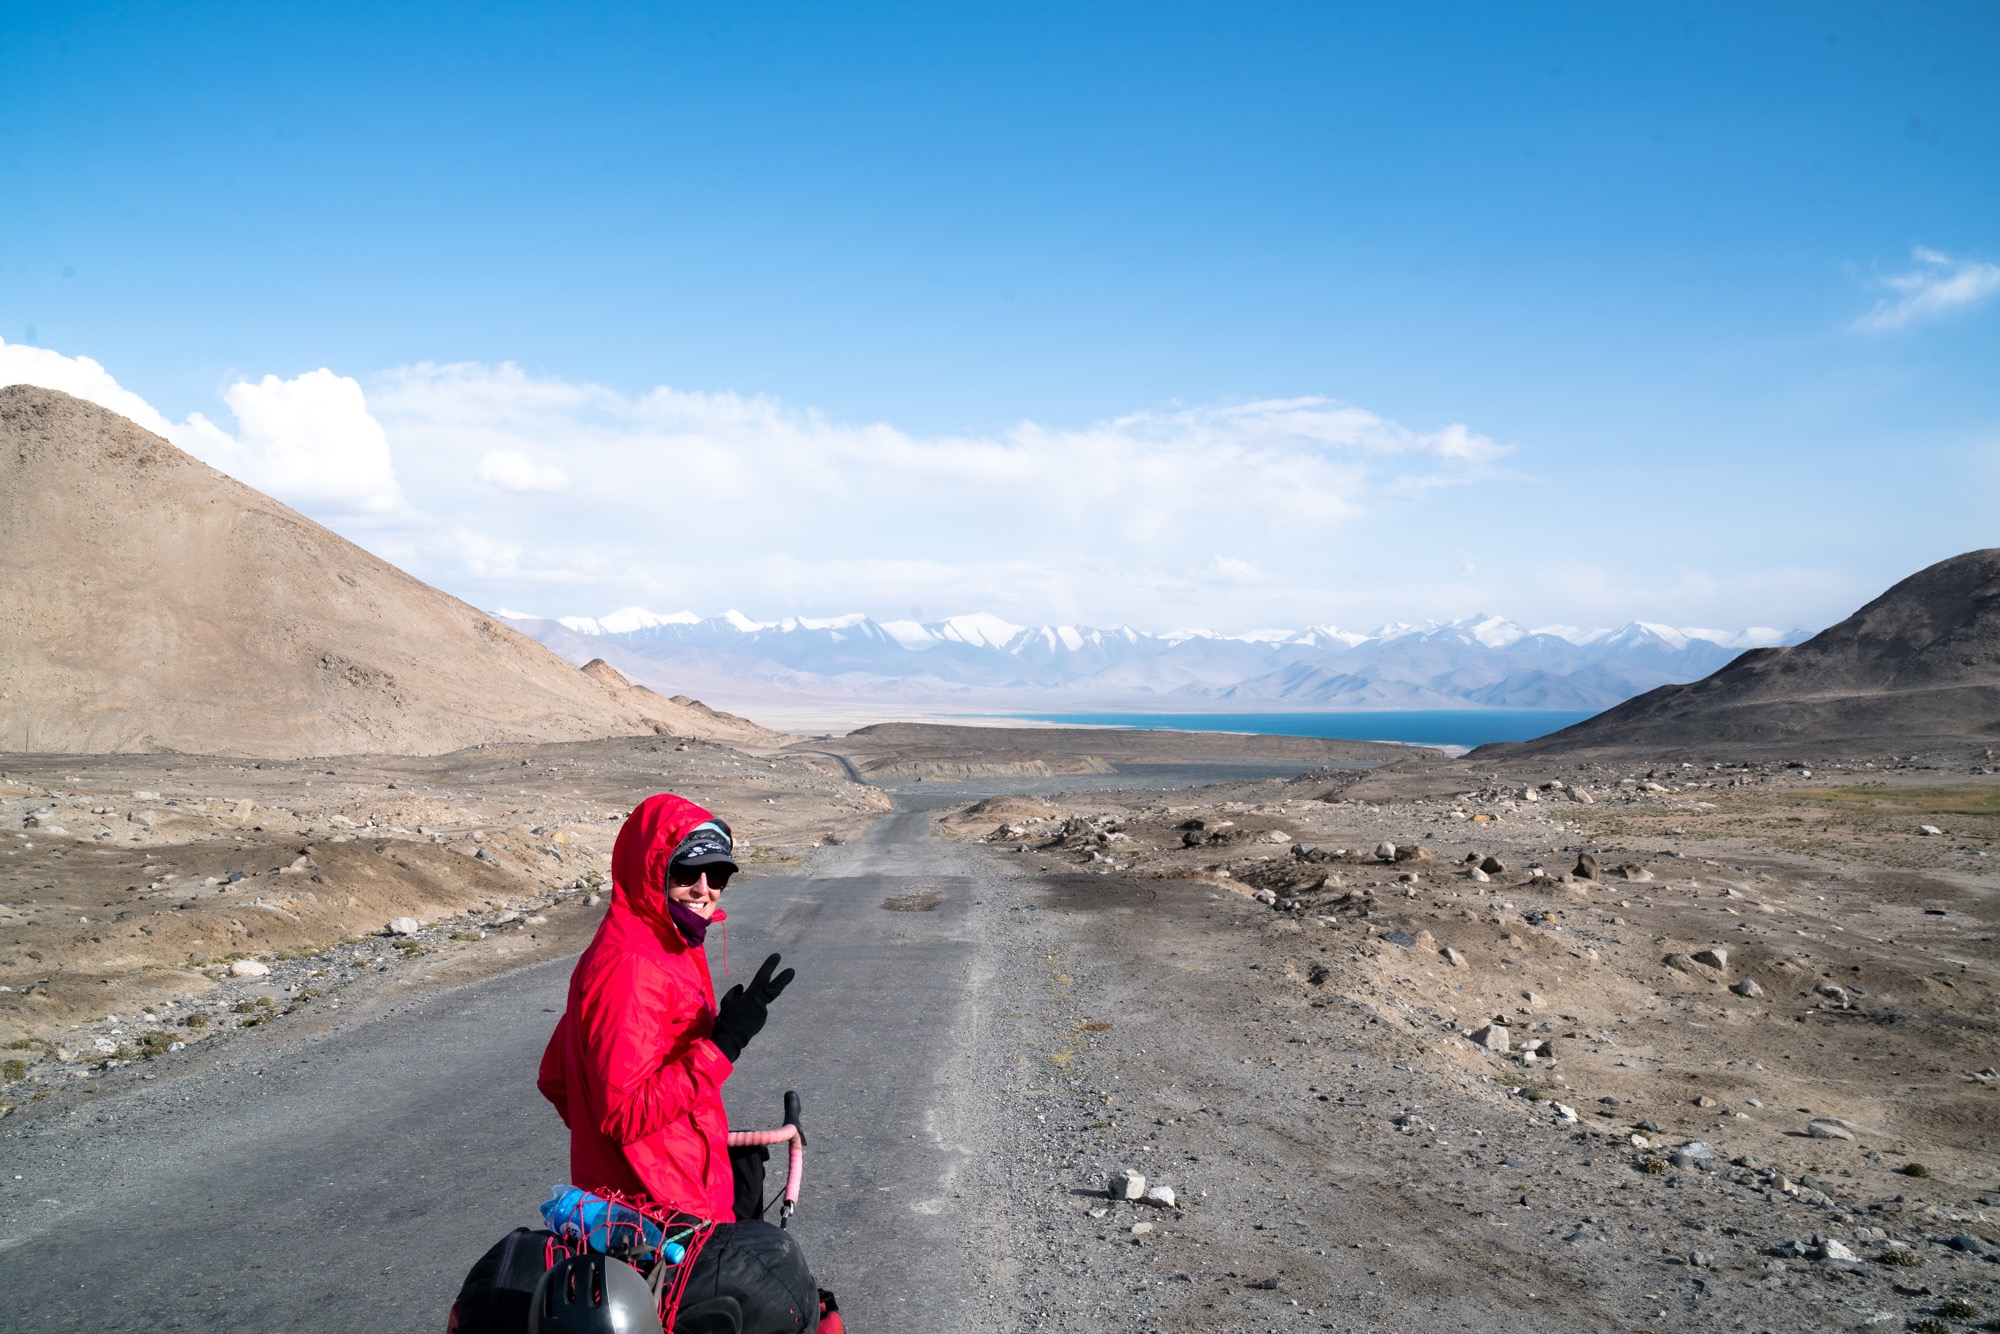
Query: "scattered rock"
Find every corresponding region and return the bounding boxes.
[1618,864,1654,882]
[1441,947,1468,968]
[1691,947,1728,970]
[388,917,422,936]
[228,959,270,978]
[1110,1169,1147,1200]
[1467,866,1490,883]
[1807,1120,1855,1141]
[1129,1222,1153,1236]
[1374,842,1397,861]
[1918,825,1943,836]
[1469,1024,1511,1053]
[1143,1185,1177,1208]
[1818,1238,1857,1262]
[1478,855,1506,875]
[1573,853,1599,880]
[1731,979,1764,998]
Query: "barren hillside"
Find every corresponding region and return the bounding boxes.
[0,385,781,756]
[1491,547,2000,758]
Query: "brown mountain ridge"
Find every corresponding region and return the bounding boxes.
[0,384,779,757]
[1484,546,2000,757]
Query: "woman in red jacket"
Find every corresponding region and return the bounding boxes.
[537,793,794,1220]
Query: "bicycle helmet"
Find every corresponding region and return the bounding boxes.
[529,1253,665,1334]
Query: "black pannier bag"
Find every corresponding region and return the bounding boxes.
[448,1227,570,1333]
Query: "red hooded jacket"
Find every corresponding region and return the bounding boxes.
[537,793,737,1220]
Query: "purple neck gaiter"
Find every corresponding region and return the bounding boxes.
[666,898,710,947]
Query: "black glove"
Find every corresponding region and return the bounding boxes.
[709,952,794,1062]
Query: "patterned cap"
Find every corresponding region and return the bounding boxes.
[669,819,736,870]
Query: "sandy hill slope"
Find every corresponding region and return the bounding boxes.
[576,658,781,744]
[1491,548,2000,756]
[0,385,781,757]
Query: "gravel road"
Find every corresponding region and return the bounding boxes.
[14,778,1985,1334]
[0,808,1040,1333]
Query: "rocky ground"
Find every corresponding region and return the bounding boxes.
[945,744,2000,1332]
[0,736,891,1100]
[7,727,1998,1332]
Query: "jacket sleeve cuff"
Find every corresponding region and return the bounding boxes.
[696,1037,735,1083]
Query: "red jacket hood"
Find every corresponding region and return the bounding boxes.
[538,790,738,1218]
[609,793,727,943]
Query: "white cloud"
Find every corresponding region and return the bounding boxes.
[194,370,407,515]
[0,341,406,516]
[1851,247,2000,332]
[2,341,1525,630]
[476,449,571,494]
[1204,555,1267,584]
[369,362,1508,588]
[349,362,1518,628]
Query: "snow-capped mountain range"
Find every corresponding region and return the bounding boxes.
[497,606,1810,712]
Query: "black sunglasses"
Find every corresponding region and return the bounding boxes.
[667,863,733,891]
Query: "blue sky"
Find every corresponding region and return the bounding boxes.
[3,1,1996,634]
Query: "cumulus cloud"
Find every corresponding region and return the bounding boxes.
[0,341,407,516]
[372,359,1504,540]
[1,340,1519,629]
[1851,247,2000,332]
[189,370,407,515]
[476,449,571,494]
[362,362,1516,625]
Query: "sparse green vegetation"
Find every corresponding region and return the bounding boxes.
[138,1030,178,1057]
[232,999,257,1014]
[1639,1158,1669,1175]
[1937,1298,1978,1318]
[182,1011,210,1028]
[1901,1162,1932,1178]
[1880,1248,1923,1267]
[1793,785,2000,818]
[2,1059,27,1081]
